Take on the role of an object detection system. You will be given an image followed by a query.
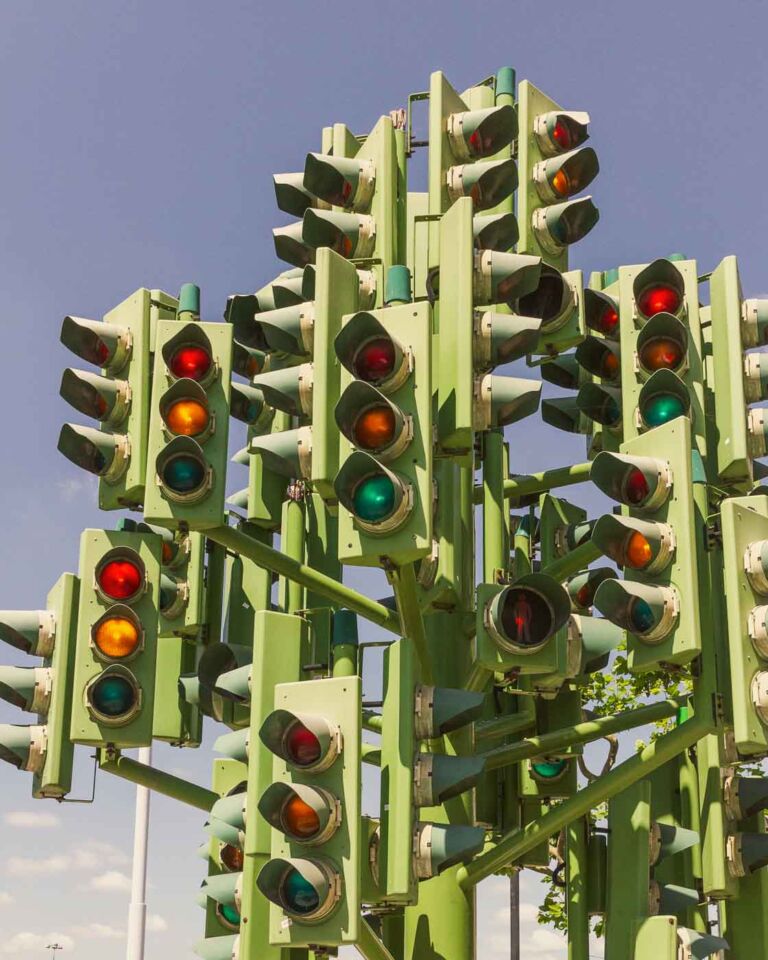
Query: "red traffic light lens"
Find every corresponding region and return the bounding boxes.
[220,843,244,872]
[353,338,395,383]
[169,345,212,381]
[575,583,594,608]
[639,338,684,372]
[352,406,396,451]
[552,120,573,151]
[284,721,322,767]
[282,794,321,840]
[625,531,653,570]
[637,285,681,318]
[623,467,650,506]
[598,305,619,336]
[98,559,143,600]
[499,588,553,648]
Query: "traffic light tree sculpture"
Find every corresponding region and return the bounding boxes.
[3,63,768,960]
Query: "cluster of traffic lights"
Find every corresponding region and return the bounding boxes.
[87,552,145,724]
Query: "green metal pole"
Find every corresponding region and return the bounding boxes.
[458,715,713,888]
[540,540,602,584]
[481,698,682,771]
[388,562,433,684]
[566,817,590,960]
[98,749,217,812]
[204,538,227,645]
[474,705,537,746]
[362,711,383,732]
[472,462,593,505]
[206,523,401,633]
[483,430,509,579]
[279,497,306,614]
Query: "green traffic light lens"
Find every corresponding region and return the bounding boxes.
[283,868,320,915]
[161,454,206,494]
[352,474,395,523]
[642,393,685,427]
[217,902,241,929]
[629,597,655,633]
[531,758,568,780]
[89,673,137,718]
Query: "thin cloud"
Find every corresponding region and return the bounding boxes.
[1,932,74,953]
[4,811,60,829]
[86,870,132,892]
[69,923,124,940]
[0,892,14,905]
[146,914,168,933]
[6,840,128,877]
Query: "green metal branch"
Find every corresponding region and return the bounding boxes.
[474,703,537,746]
[457,714,712,888]
[480,698,681,771]
[206,523,401,634]
[356,918,397,960]
[472,462,593,505]
[388,562,433,684]
[98,748,217,812]
[362,710,383,733]
[362,742,381,766]
[540,540,602,584]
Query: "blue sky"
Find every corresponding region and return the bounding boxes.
[0,1,766,957]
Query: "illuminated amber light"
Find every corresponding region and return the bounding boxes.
[94,617,141,659]
[353,406,396,450]
[551,169,570,196]
[165,399,209,436]
[625,532,653,569]
[282,794,320,839]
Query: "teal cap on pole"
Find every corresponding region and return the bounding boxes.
[666,253,686,262]
[332,609,359,648]
[603,268,619,286]
[385,266,411,305]
[495,67,516,101]
[178,283,201,318]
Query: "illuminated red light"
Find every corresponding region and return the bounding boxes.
[169,345,212,381]
[285,722,322,767]
[624,468,650,506]
[638,285,681,318]
[354,339,395,383]
[98,559,142,600]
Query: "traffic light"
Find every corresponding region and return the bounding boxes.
[516,80,599,271]
[302,114,398,283]
[616,258,705,449]
[378,640,485,902]
[708,255,768,485]
[143,284,233,530]
[436,196,543,456]
[427,70,517,219]
[516,264,587,356]
[720,494,768,756]
[333,299,433,565]
[592,417,702,671]
[0,574,79,798]
[194,757,248,959]
[69,528,161,747]
[58,288,177,509]
[474,572,572,676]
[256,676,361,947]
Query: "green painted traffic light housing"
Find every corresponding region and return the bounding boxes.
[447,157,518,210]
[303,153,376,211]
[447,103,517,161]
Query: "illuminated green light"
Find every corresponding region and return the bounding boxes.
[642,394,685,427]
[218,903,241,928]
[352,474,395,523]
[531,758,568,780]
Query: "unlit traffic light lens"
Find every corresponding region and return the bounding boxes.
[629,597,655,633]
[600,351,619,379]
[161,454,206,494]
[352,406,396,451]
[642,393,686,427]
[93,617,141,659]
[284,721,322,767]
[97,559,142,600]
[169,345,212,381]
[282,794,321,840]
[625,532,653,570]
[165,399,210,437]
[89,673,137,718]
[639,338,684,372]
[624,468,651,505]
[352,474,396,523]
[353,339,395,383]
[638,285,681,318]
[283,868,319,915]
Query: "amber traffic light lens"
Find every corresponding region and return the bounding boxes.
[94,616,141,659]
[352,406,396,451]
[625,532,653,569]
[281,794,321,840]
[165,399,210,436]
